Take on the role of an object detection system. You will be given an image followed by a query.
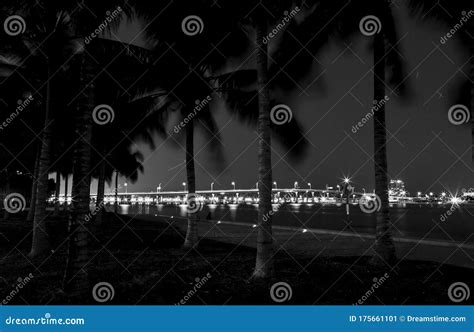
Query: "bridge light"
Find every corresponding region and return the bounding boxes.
[231,181,236,190]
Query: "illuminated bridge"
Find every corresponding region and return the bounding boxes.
[52,187,473,205]
[91,188,370,205]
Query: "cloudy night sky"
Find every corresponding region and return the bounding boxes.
[84,5,473,196]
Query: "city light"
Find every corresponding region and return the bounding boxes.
[343,177,350,184]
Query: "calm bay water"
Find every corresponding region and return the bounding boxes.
[114,203,474,244]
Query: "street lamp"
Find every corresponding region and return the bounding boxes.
[124,182,128,194]
[294,181,298,189]
[344,177,350,184]
[211,182,214,191]
[273,181,277,189]
[231,181,236,190]
[362,188,366,194]
[157,183,161,193]
[307,182,311,189]
[417,192,422,197]
[182,182,186,191]
[256,182,258,189]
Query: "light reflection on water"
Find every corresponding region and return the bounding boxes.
[107,203,474,244]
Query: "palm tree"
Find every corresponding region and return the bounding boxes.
[1,1,82,257]
[370,1,397,265]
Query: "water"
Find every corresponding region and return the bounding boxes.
[113,203,474,244]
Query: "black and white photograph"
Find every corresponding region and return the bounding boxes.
[0,0,473,310]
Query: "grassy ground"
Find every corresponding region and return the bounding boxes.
[0,212,472,304]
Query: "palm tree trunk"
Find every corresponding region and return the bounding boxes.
[371,31,396,265]
[95,157,106,223]
[64,173,69,211]
[183,119,198,248]
[29,61,53,258]
[27,146,40,222]
[114,170,119,213]
[470,30,473,163]
[63,53,94,295]
[252,13,274,278]
[53,171,61,216]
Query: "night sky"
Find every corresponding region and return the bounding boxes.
[83,5,472,196]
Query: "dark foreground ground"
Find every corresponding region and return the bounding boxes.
[0,212,472,304]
